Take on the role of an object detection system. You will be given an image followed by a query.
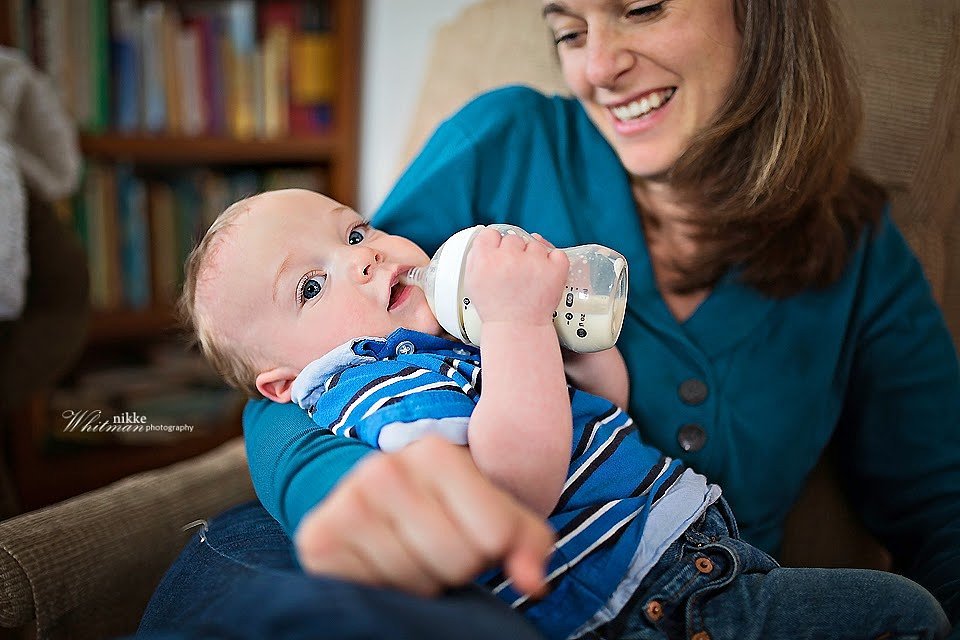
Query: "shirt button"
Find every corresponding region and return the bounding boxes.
[395,340,416,355]
[644,600,664,622]
[677,424,707,452]
[678,378,708,405]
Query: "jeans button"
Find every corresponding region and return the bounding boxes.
[695,557,714,574]
[644,600,664,622]
[691,632,711,640]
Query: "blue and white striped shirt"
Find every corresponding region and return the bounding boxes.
[292,329,720,640]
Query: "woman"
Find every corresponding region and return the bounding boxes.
[140,0,959,637]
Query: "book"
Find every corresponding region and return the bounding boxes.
[259,1,298,138]
[259,1,332,135]
[252,45,266,138]
[111,0,142,132]
[224,0,256,139]
[66,0,92,127]
[83,164,121,309]
[261,19,291,139]
[87,0,111,132]
[116,165,151,309]
[71,164,90,256]
[290,2,335,105]
[100,165,123,308]
[178,24,206,136]
[161,4,183,135]
[198,170,231,229]
[141,2,167,133]
[149,181,178,304]
[172,175,203,282]
[187,13,222,135]
[232,170,262,201]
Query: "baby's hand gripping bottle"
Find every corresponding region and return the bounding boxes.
[401,224,628,353]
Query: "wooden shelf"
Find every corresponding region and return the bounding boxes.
[80,133,342,165]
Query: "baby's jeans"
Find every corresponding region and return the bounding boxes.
[584,499,950,640]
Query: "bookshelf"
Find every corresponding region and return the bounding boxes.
[0,0,363,511]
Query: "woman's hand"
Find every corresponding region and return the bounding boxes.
[294,436,555,598]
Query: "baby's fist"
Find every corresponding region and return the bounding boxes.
[464,228,569,326]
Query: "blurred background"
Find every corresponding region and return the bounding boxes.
[0,0,485,515]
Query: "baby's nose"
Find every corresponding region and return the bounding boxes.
[354,248,383,280]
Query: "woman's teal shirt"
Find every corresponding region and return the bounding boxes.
[244,86,960,621]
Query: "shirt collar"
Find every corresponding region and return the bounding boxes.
[290,329,475,412]
[354,328,473,359]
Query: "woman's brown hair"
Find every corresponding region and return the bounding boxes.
[670,0,887,296]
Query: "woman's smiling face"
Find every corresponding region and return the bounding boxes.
[543,0,742,180]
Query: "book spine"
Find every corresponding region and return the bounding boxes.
[87,0,110,132]
[111,0,141,132]
[117,165,151,309]
[225,0,256,139]
[141,2,167,133]
[149,182,178,305]
[289,1,335,134]
[178,25,205,137]
[261,24,290,139]
[199,13,227,136]
[161,5,182,135]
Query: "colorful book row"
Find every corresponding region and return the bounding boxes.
[72,164,328,311]
[8,0,337,137]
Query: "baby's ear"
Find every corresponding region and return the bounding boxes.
[256,367,300,403]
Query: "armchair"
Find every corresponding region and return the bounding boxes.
[0,1,957,638]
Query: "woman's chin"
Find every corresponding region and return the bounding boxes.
[623,158,675,183]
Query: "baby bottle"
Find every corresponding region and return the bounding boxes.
[401,224,628,353]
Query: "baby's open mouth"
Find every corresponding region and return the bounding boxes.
[388,282,409,310]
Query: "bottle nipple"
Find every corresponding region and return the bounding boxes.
[400,267,425,288]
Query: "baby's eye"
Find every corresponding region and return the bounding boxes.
[348,225,368,245]
[297,271,326,306]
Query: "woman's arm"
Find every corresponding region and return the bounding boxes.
[243,398,373,535]
[244,400,554,597]
[840,214,960,625]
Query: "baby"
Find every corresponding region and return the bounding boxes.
[180,189,947,640]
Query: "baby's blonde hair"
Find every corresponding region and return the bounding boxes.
[178,196,263,398]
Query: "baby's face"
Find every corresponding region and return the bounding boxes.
[205,189,440,376]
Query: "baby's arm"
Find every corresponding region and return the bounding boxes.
[563,347,630,409]
[464,228,573,517]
